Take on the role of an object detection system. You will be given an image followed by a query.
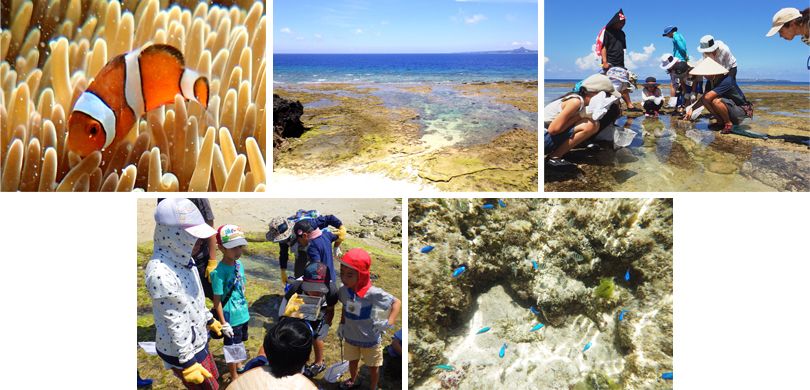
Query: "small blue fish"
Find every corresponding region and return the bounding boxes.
[532,260,539,270]
[661,372,673,380]
[421,245,434,253]
[530,323,544,332]
[619,310,628,321]
[499,343,507,358]
[476,327,491,334]
[434,364,454,371]
[482,204,495,209]
[452,266,467,278]
[625,269,630,281]
[498,199,506,208]
[529,306,541,315]
[582,342,592,352]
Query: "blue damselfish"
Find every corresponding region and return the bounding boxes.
[476,327,491,334]
[421,245,434,253]
[530,323,544,332]
[583,342,592,352]
[452,266,467,278]
[499,343,507,358]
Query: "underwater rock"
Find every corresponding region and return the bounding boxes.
[409,199,673,389]
[707,161,737,175]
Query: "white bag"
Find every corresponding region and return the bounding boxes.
[668,96,678,108]
[138,342,158,356]
[223,343,248,363]
[613,127,636,148]
[585,92,618,121]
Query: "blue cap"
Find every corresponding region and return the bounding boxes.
[663,26,677,36]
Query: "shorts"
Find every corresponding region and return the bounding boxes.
[224,322,249,346]
[171,351,220,390]
[544,127,574,155]
[720,98,745,125]
[606,67,634,92]
[344,342,384,367]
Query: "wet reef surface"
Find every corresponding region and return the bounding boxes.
[273,81,538,192]
[544,84,809,192]
[408,198,673,389]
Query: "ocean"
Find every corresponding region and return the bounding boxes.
[273,53,538,83]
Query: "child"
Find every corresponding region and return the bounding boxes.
[337,248,402,390]
[278,262,339,378]
[641,77,663,117]
[228,318,318,390]
[294,219,341,286]
[211,224,250,382]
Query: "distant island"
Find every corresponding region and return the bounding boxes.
[460,47,538,54]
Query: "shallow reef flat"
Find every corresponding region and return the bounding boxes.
[408,198,673,389]
[544,87,809,192]
[274,81,538,192]
[1,0,267,191]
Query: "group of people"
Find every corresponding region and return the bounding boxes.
[544,7,809,167]
[143,199,401,390]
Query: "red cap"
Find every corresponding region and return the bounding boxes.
[339,248,372,297]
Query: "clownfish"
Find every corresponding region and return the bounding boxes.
[67,44,209,156]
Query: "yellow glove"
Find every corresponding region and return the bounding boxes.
[284,293,306,318]
[182,363,212,384]
[208,318,223,337]
[205,259,218,280]
[280,268,288,292]
[335,225,348,248]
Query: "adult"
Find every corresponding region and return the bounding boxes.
[697,35,739,92]
[266,211,346,289]
[146,198,223,389]
[598,9,635,110]
[662,26,691,103]
[544,74,622,165]
[766,7,809,45]
[685,58,749,133]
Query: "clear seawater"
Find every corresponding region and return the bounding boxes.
[274,53,538,83]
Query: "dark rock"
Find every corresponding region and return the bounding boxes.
[273,94,309,158]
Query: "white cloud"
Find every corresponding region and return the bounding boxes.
[280,27,292,34]
[465,14,487,24]
[625,44,656,70]
[575,43,657,71]
[512,41,532,46]
[354,28,364,34]
[544,56,549,64]
[314,33,323,39]
[575,44,601,70]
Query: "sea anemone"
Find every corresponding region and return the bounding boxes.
[1,0,266,191]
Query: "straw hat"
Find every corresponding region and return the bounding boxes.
[766,8,801,37]
[689,58,728,76]
[580,74,621,97]
[660,53,679,70]
[697,35,720,53]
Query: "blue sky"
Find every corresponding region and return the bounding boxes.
[544,1,810,82]
[273,0,538,53]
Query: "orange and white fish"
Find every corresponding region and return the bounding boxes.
[67,44,209,156]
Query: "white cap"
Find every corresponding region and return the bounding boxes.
[689,57,729,76]
[697,35,719,53]
[155,198,217,238]
[766,8,801,37]
[580,74,621,98]
[660,53,679,70]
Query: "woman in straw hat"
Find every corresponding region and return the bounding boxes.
[685,58,749,134]
[766,7,810,45]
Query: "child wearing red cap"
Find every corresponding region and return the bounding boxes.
[337,248,401,390]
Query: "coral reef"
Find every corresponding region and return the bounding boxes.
[409,198,673,389]
[1,0,266,191]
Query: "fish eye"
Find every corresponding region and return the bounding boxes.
[88,124,99,137]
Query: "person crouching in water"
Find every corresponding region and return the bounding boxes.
[641,77,664,117]
[211,224,250,381]
[685,57,750,133]
[278,262,338,379]
[544,74,622,167]
[337,248,402,390]
[146,199,223,389]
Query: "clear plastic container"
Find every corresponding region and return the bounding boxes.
[297,294,324,321]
